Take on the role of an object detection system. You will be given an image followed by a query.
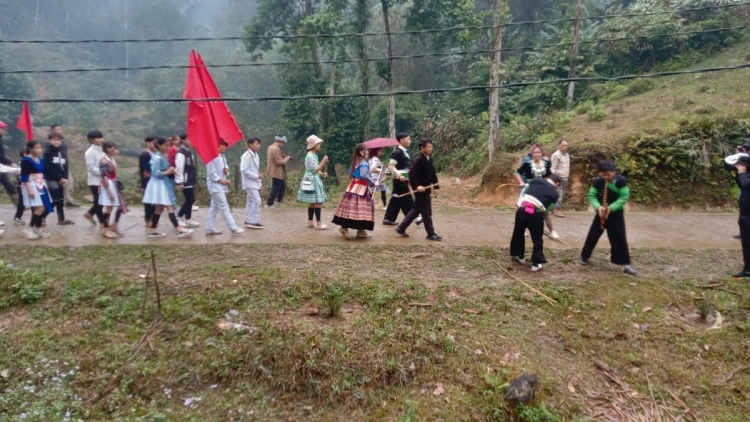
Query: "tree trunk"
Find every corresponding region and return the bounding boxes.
[381,0,396,139]
[304,0,323,78]
[34,0,41,30]
[567,0,584,105]
[488,0,505,162]
[356,0,371,141]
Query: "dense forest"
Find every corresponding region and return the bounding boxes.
[0,0,748,187]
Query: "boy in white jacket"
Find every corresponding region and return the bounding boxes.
[205,140,244,235]
[83,130,106,226]
[240,137,263,229]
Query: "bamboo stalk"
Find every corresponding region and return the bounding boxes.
[493,260,557,305]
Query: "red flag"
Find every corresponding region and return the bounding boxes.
[184,50,244,164]
[17,102,33,142]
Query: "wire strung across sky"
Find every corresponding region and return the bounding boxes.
[5,25,749,75]
[0,1,748,44]
[3,63,749,104]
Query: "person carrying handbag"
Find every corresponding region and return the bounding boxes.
[297,135,328,230]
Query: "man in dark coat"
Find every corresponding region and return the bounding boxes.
[395,138,441,241]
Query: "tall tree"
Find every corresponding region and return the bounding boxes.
[567,0,584,105]
[380,0,398,138]
[488,0,505,161]
[354,0,371,141]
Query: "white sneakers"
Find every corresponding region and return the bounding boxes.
[550,231,560,239]
[179,218,200,227]
[531,264,543,272]
[191,206,199,211]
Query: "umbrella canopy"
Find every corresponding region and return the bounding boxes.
[364,138,399,149]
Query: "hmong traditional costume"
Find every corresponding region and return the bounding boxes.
[99,156,128,214]
[580,175,632,265]
[384,146,413,222]
[332,160,375,231]
[515,159,551,207]
[510,178,559,265]
[297,152,327,204]
[20,156,53,213]
[142,152,176,207]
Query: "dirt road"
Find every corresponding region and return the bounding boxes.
[0,205,741,249]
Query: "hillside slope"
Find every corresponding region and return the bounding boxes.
[558,43,750,144]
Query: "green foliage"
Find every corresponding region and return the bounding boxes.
[0,261,46,309]
[625,78,655,96]
[587,106,607,122]
[322,284,346,317]
[518,404,561,422]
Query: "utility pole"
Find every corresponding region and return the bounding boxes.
[488,0,505,162]
[567,0,584,105]
[124,0,129,80]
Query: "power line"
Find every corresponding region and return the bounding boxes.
[6,25,749,75]
[1,1,747,45]
[3,62,749,103]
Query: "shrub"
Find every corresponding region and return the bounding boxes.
[587,106,607,122]
[625,78,655,96]
[0,261,47,309]
[322,284,345,317]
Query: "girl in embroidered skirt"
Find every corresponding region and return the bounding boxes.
[333,143,375,240]
[368,148,389,210]
[20,141,54,240]
[297,135,329,230]
[142,138,193,239]
[514,144,559,239]
[99,142,128,239]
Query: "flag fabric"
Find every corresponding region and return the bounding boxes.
[184,50,243,164]
[17,102,33,142]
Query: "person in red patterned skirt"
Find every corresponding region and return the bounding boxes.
[332,143,375,240]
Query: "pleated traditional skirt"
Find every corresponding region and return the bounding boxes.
[332,181,375,231]
[99,179,121,207]
[143,178,175,206]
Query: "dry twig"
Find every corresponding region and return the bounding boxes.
[712,365,748,386]
[493,260,557,305]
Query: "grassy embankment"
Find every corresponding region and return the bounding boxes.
[1,244,749,421]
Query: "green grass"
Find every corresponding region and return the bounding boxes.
[0,245,749,421]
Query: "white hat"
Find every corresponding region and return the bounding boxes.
[306,135,324,150]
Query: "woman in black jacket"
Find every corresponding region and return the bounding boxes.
[514,145,558,238]
[43,133,74,225]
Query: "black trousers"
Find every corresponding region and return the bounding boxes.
[397,193,435,236]
[87,186,104,224]
[144,203,155,222]
[47,181,66,222]
[0,173,17,204]
[267,178,285,206]
[739,215,750,271]
[178,187,195,220]
[14,185,24,220]
[510,208,546,264]
[581,211,631,265]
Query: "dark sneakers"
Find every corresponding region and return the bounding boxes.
[732,270,750,279]
[734,234,742,240]
[426,234,442,241]
[383,220,398,226]
[395,228,409,238]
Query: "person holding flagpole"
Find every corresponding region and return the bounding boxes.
[205,139,244,235]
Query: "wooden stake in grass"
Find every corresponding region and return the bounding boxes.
[151,250,162,312]
[493,260,557,305]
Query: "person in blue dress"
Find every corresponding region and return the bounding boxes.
[20,140,54,240]
[142,138,193,239]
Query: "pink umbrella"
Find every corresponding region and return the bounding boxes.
[364,138,399,149]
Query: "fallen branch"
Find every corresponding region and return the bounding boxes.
[712,365,748,386]
[543,231,572,248]
[493,260,557,305]
[646,372,663,422]
[408,303,433,307]
[666,388,701,422]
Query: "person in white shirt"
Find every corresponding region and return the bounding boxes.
[205,140,244,235]
[83,130,106,227]
[241,137,264,229]
[0,162,19,236]
[550,139,570,218]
